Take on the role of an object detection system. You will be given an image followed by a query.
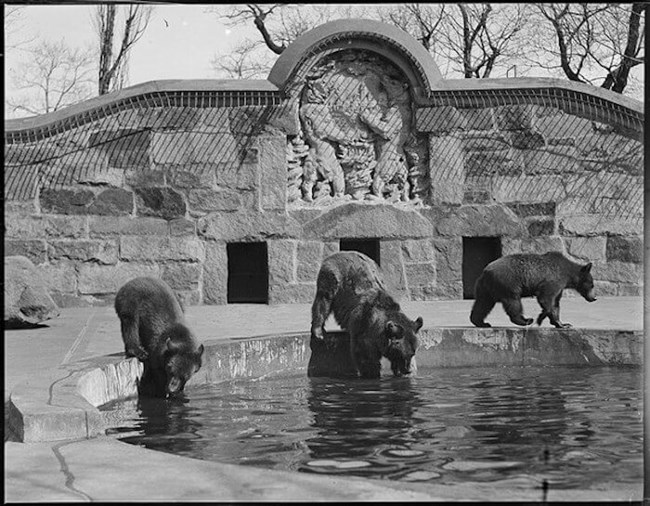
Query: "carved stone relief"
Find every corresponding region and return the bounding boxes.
[287,50,429,207]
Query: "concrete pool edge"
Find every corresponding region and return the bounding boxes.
[7,326,643,443]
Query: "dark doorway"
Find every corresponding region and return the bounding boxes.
[227,242,269,303]
[462,237,502,299]
[340,238,380,266]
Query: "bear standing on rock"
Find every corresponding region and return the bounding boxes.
[311,251,424,378]
[470,251,597,329]
[115,277,204,398]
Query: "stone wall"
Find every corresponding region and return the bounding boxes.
[4,22,643,307]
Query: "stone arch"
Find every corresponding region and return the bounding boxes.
[268,19,443,103]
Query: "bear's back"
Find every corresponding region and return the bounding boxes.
[321,251,385,293]
[115,277,185,333]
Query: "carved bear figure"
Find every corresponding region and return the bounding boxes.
[470,251,597,329]
[114,277,204,398]
[311,251,423,378]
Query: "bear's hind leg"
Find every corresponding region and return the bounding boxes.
[120,316,148,360]
[502,298,533,326]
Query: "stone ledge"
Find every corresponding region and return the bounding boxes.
[6,327,642,442]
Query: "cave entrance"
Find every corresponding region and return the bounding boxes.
[462,237,502,299]
[227,242,269,304]
[340,238,381,266]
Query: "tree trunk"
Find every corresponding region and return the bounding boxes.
[98,5,116,95]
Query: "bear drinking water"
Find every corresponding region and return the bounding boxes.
[114,277,204,398]
[470,251,597,329]
[311,251,423,378]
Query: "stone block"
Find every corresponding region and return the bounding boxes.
[523,145,579,175]
[507,131,545,150]
[268,240,296,285]
[198,210,301,241]
[536,110,594,141]
[48,239,118,264]
[88,216,168,236]
[202,241,228,305]
[432,238,462,284]
[461,108,494,131]
[436,205,525,237]
[4,240,48,264]
[464,149,524,178]
[87,188,133,216]
[492,175,566,204]
[76,166,123,187]
[89,129,150,169]
[558,214,642,237]
[463,188,492,204]
[5,143,61,166]
[120,236,204,262]
[416,106,467,133]
[404,262,436,287]
[495,104,537,130]
[302,203,432,240]
[36,261,78,294]
[429,134,465,205]
[296,241,322,283]
[380,240,407,299]
[506,202,556,218]
[268,283,315,304]
[617,283,642,296]
[502,236,564,255]
[606,236,643,263]
[527,218,555,237]
[40,188,95,215]
[593,260,643,284]
[175,289,201,307]
[187,188,249,213]
[462,132,510,152]
[151,132,240,166]
[169,218,196,236]
[4,256,60,326]
[258,134,287,211]
[228,106,270,135]
[200,108,230,131]
[135,187,186,220]
[215,161,257,190]
[78,263,160,294]
[167,168,215,189]
[150,107,202,130]
[161,262,201,291]
[564,236,606,262]
[125,169,166,187]
[401,239,435,263]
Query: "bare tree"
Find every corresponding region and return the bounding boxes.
[5,5,36,50]
[530,3,645,93]
[217,4,371,55]
[7,39,94,116]
[93,4,154,95]
[211,38,269,79]
[439,3,529,78]
[379,4,447,53]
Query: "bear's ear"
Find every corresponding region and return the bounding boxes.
[166,337,182,353]
[582,262,593,274]
[196,343,205,358]
[414,316,423,331]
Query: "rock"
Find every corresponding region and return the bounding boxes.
[4,256,60,327]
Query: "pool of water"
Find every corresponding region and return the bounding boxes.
[102,366,642,490]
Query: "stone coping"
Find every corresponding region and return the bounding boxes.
[6,326,642,443]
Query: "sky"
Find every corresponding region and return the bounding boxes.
[4,3,645,119]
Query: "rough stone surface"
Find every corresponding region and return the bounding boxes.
[302,203,432,240]
[135,187,186,220]
[4,256,60,326]
[4,240,48,265]
[564,236,607,262]
[161,262,201,291]
[202,241,228,305]
[268,240,296,286]
[198,211,301,241]
[40,188,95,215]
[88,216,168,237]
[436,205,525,237]
[296,241,322,283]
[380,240,408,299]
[78,262,160,294]
[429,134,465,205]
[48,240,118,264]
[606,236,643,263]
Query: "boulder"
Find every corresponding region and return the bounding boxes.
[4,256,60,327]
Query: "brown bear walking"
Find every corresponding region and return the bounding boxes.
[115,277,204,398]
[470,251,597,329]
[311,251,423,378]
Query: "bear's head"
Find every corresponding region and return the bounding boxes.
[576,262,597,303]
[382,316,423,377]
[162,324,205,397]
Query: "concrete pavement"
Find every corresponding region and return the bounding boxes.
[4,296,645,502]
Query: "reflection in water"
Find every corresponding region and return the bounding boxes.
[101,366,643,490]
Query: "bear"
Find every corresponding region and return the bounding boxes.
[114,276,204,398]
[470,251,597,329]
[311,251,424,378]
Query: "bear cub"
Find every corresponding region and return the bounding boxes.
[470,251,596,329]
[311,251,424,378]
[115,277,204,398]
